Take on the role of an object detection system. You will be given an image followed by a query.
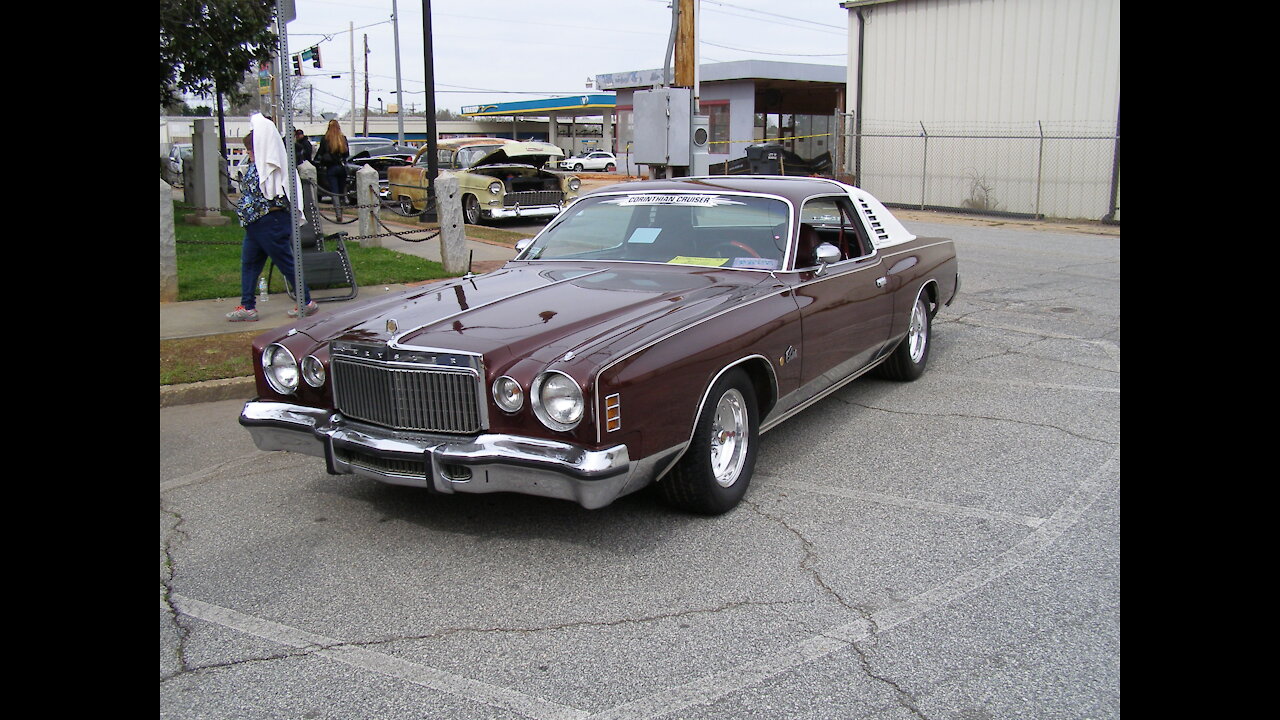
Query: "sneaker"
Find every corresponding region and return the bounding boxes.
[226,306,259,322]
[287,300,319,318]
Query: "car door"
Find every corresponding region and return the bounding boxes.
[785,195,895,401]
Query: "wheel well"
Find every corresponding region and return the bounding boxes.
[921,280,940,317]
[730,356,778,420]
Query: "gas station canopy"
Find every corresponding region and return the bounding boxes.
[460,94,616,118]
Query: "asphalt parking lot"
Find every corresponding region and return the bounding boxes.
[160,217,1120,719]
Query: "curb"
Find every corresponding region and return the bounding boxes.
[160,376,255,408]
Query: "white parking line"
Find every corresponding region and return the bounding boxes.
[763,478,1047,528]
[166,447,1116,719]
[593,448,1118,719]
[169,595,589,720]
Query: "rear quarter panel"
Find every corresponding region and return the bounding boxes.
[881,235,959,337]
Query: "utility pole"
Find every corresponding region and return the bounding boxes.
[420,0,440,222]
[392,0,406,145]
[363,33,370,136]
[349,21,356,137]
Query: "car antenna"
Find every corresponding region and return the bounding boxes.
[462,250,476,281]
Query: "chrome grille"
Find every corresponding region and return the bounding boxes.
[331,356,484,433]
[504,190,562,207]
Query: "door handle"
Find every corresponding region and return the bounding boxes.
[876,277,888,288]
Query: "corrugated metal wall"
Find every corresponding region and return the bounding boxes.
[848,0,1120,220]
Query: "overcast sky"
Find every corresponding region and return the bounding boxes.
[278,0,850,117]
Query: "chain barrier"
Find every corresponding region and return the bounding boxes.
[173,198,442,245]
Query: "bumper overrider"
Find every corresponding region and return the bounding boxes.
[239,400,634,509]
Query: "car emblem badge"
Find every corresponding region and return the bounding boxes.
[386,319,398,334]
[779,345,797,366]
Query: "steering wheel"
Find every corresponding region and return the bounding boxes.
[712,241,762,259]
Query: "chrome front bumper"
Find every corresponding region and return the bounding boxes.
[484,204,564,220]
[239,400,634,509]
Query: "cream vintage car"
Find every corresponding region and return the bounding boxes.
[387,138,582,224]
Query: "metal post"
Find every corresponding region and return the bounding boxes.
[276,0,304,316]
[919,121,928,210]
[1035,120,1045,219]
[1103,98,1121,224]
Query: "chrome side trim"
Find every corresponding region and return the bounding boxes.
[759,353,892,434]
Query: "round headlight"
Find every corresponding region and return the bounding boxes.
[492,376,524,413]
[532,371,583,431]
[302,355,326,388]
[262,343,299,394]
[568,178,581,191]
[488,181,503,195]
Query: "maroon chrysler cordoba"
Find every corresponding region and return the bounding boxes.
[240,176,960,514]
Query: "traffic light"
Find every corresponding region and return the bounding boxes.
[291,54,302,76]
[310,45,321,68]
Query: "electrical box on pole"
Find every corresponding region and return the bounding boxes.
[634,87,690,167]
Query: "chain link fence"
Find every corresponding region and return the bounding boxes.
[833,115,1120,223]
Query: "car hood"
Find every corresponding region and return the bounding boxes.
[291,262,776,374]
[469,143,564,169]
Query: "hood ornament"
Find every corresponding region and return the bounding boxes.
[386,318,398,334]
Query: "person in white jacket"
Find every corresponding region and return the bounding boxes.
[226,114,316,322]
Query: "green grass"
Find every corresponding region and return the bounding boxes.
[164,202,540,385]
[173,206,456,301]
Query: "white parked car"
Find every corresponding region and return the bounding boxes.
[558,151,617,172]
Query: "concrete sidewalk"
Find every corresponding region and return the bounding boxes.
[160,215,519,407]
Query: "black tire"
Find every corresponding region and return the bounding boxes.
[605,163,616,172]
[574,163,585,172]
[463,194,484,225]
[658,369,759,515]
[396,195,416,217]
[877,292,931,381]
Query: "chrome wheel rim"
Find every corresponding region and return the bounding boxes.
[710,388,749,487]
[908,297,928,363]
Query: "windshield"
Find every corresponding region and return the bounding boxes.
[521,193,790,270]
[456,146,499,167]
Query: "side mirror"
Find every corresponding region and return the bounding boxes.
[814,243,840,274]
[514,238,534,256]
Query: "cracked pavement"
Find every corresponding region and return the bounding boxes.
[160,218,1120,719]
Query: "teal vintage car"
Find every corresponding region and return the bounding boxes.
[387,138,582,224]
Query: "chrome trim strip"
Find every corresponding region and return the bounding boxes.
[759,354,891,434]
[878,239,956,258]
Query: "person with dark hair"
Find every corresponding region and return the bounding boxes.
[313,119,349,202]
[226,114,317,322]
[293,128,313,166]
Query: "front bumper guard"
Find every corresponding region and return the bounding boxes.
[239,400,633,509]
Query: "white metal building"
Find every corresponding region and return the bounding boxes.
[842,0,1120,221]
